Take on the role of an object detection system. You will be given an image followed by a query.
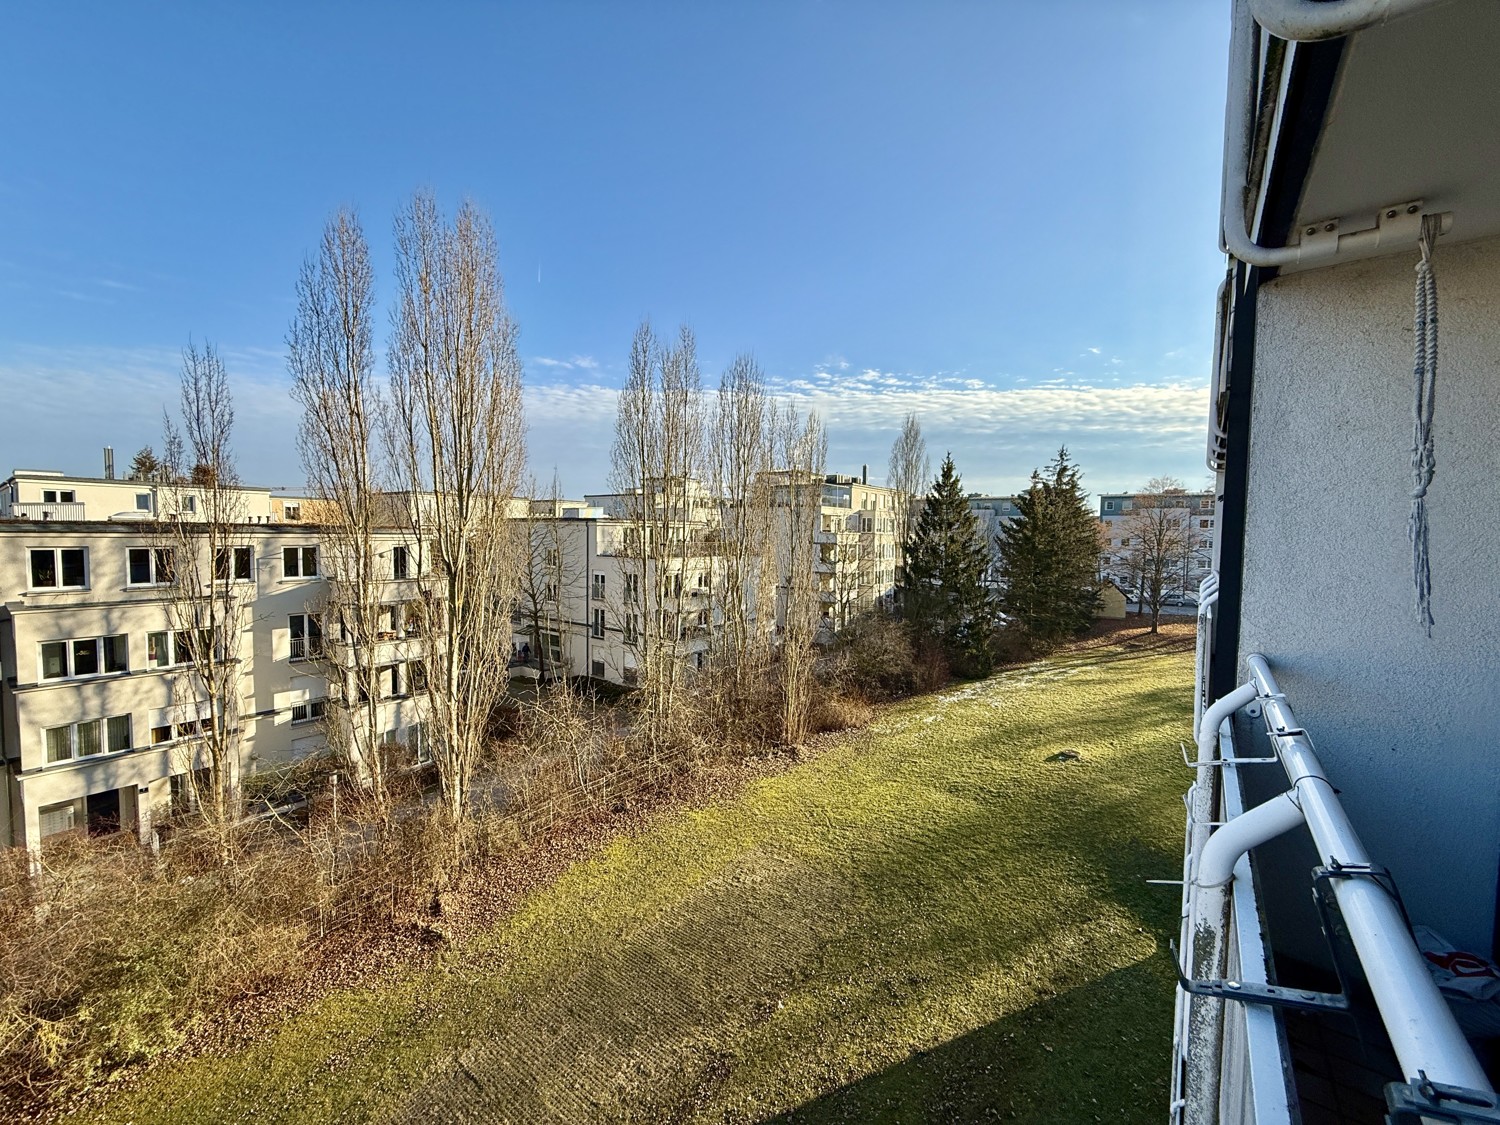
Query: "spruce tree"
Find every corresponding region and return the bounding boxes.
[898,453,997,676]
[996,446,1101,645]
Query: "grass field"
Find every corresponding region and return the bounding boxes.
[75,633,1192,1124]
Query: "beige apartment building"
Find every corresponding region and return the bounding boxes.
[0,469,430,852]
[813,472,902,626]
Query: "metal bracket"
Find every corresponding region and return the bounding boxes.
[1314,861,1413,934]
[1179,741,1279,769]
[1170,942,1349,1013]
[1295,199,1431,253]
[1385,1073,1500,1124]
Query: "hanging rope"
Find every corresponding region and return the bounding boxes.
[1409,213,1441,637]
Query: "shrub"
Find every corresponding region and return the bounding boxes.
[827,611,919,700]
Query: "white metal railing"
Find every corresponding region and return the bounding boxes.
[1177,654,1494,1121]
[11,501,87,520]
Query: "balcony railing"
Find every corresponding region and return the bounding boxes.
[1177,649,1495,1121]
[289,636,323,661]
[12,502,87,521]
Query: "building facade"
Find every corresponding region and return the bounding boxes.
[0,470,429,852]
[1097,489,1215,596]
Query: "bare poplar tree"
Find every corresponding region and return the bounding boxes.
[888,412,931,547]
[157,341,251,850]
[386,191,527,829]
[772,406,827,746]
[287,206,393,816]
[706,354,774,734]
[608,322,706,752]
[1121,476,1194,634]
[515,476,578,683]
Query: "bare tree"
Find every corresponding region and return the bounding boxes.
[156,341,252,851]
[608,322,707,753]
[514,476,579,683]
[386,191,527,829]
[287,206,394,816]
[887,413,930,597]
[1121,476,1194,633]
[706,354,774,734]
[771,406,827,747]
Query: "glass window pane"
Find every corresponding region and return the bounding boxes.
[154,549,173,583]
[72,639,99,676]
[174,633,191,665]
[41,642,68,679]
[61,549,85,587]
[104,635,129,673]
[147,631,167,667]
[136,493,151,511]
[129,548,151,584]
[302,547,318,576]
[283,546,298,576]
[30,550,57,588]
[107,716,132,753]
[151,725,172,745]
[234,546,252,580]
[45,726,72,762]
[76,720,102,757]
[214,547,229,580]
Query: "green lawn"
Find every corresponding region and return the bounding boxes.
[78,637,1191,1124]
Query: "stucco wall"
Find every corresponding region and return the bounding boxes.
[1240,234,1500,954]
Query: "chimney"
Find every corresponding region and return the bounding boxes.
[104,446,115,480]
[861,464,868,484]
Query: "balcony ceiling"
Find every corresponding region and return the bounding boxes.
[1292,0,1500,255]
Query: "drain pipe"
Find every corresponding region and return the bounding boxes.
[1249,0,1449,42]
[1182,681,1258,1122]
[1221,0,1452,270]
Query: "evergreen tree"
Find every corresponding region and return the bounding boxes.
[127,445,161,481]
[996,446,1101,645]
[898,453,997,676]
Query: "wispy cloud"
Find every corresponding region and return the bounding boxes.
[530,354,600,372]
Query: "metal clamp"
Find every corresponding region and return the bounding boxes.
[1170,941,1349,1013]
[1385,1073,1500,1124]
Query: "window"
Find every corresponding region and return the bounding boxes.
[147,631,174,669]
[151,722,173,745]
[543,547,559,569]
[1105,500,1116,511]
[591,608,605,639]
[409,721,431,765]
[29,547,87,589]
[215,545,253,581]
[289,613,323,660]
[1199,519,1212,529]
[1120,537,1131,548]
[61,491,75,503]
[543,581,558,601]
[380,664,402,699]
[591,659,605,678]
[624,613,639,645]
[43,490,57,503]
[127,547,174,585]
[183,495,197,514]
[40,634,131,680]
[624,573,639,603]
[408,661,428,694]
[135,493,152,512]
[291,698,327,724]
[283,545,318,578]
[392,545,409,579]
[283,502,301,520]
[592,573,606,601]
[38,800,78,837]
[44,715,131,763]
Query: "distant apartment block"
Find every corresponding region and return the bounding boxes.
[966,495,1021,585]
[1096,489,1216,593]
[0,468,430,852]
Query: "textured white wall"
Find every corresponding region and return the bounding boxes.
[1242,235,1500,953]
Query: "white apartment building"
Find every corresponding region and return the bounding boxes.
[811,471,902,627]
[510,501,715,685]
[1096,489,1216,594]
[0,469,430,852]
[966,495,1021,586]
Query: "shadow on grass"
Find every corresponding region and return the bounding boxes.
[763,958,1174,1125]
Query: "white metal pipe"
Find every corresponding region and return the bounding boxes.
[1221,0,1451,269]
[1194,790,1305,888]
[1244,654,1492,1093]
[1249,0,1450,42]
[1196,680,1257,766]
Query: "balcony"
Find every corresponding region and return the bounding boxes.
[12,502,87,521]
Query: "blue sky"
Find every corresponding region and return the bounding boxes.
[0,2,1227,498]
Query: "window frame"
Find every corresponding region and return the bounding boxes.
[282,545,319,579]
[392,545,409,580]
[591,607,605,639]
[127,546,175,587]
[215,544,254,582]
[42,714,133,764]
[29,547,88,590]
[289,613,323,661]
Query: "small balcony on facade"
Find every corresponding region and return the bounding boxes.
[11,501,87,521]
